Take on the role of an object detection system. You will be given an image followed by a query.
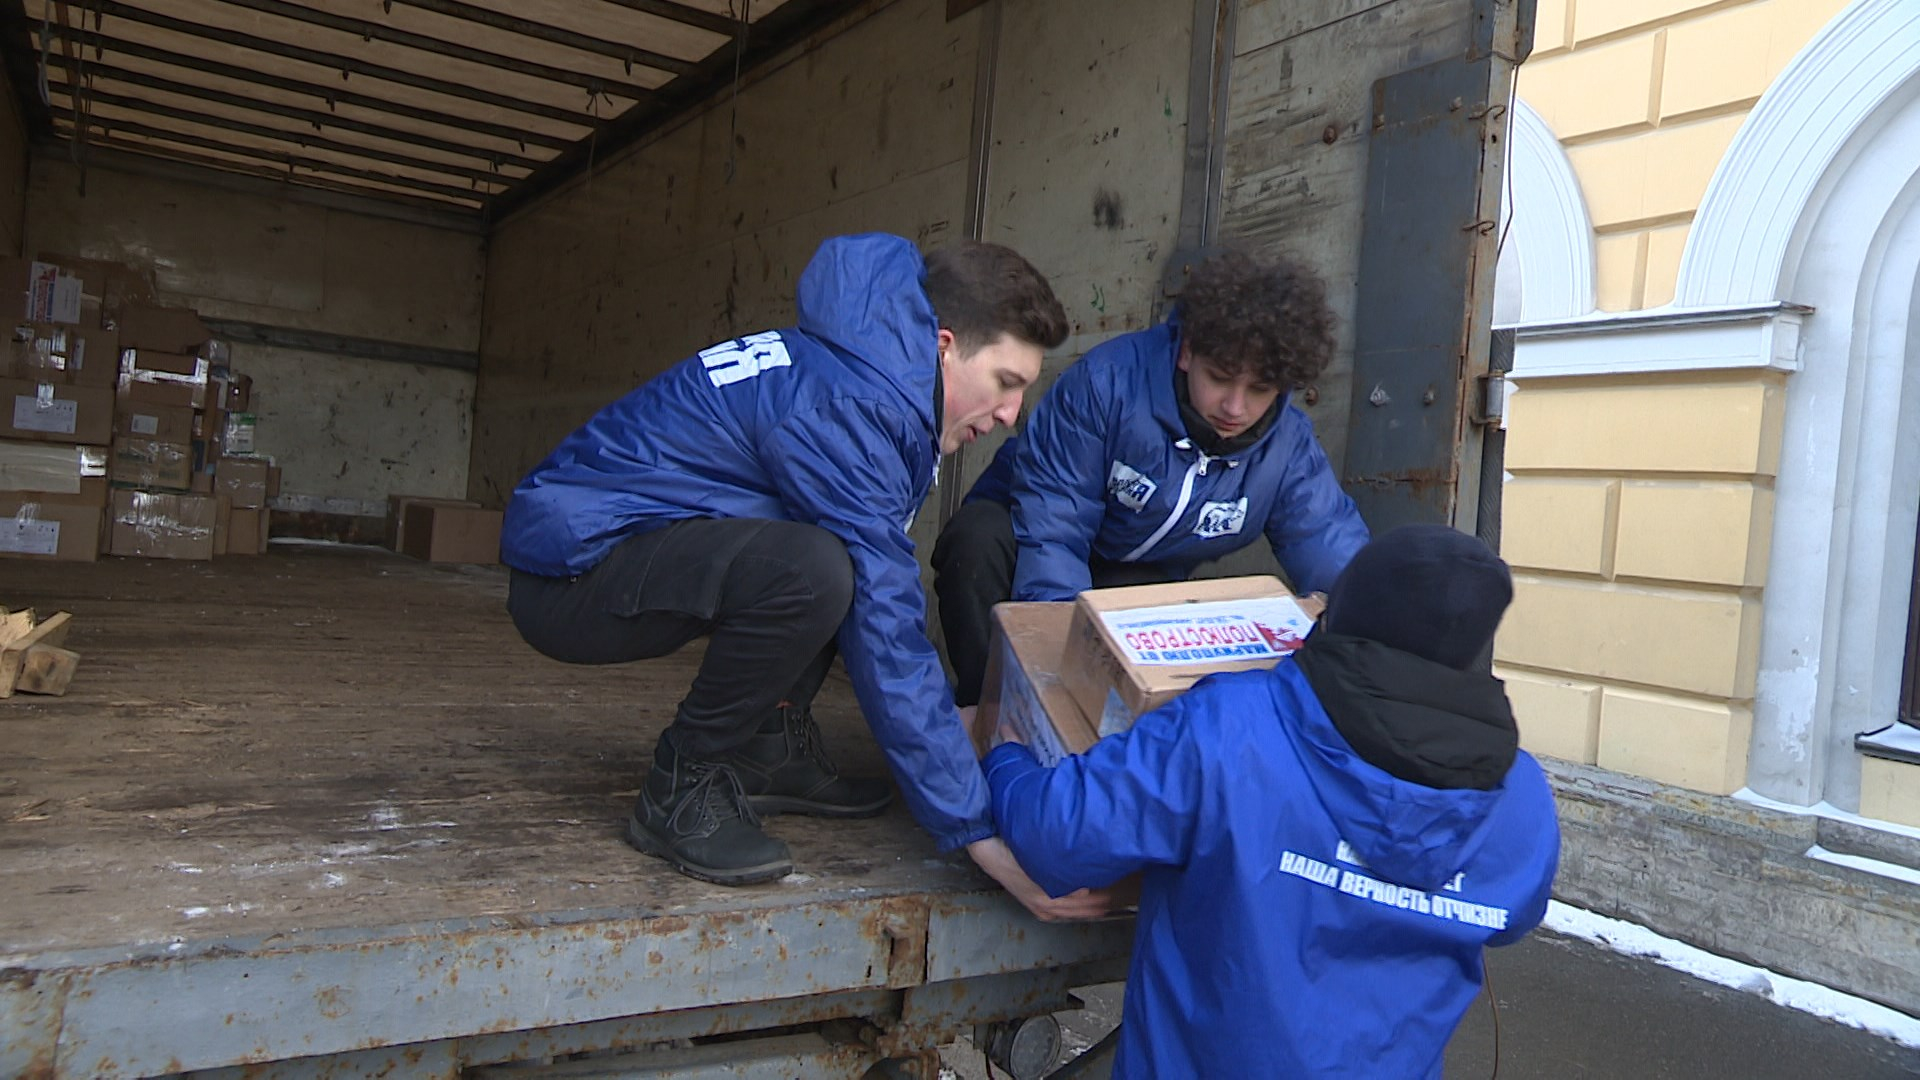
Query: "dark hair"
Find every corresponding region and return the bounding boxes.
[1179,250,1336,390]
[923,240,1069,354]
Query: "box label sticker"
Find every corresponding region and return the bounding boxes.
[13,393,79,435]
[130,413,159,435]
[1098,596,1314,666]
[0,515,59,555]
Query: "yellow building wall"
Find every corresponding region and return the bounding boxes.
[1496,370,1786,794]
[1522,0,1852,310]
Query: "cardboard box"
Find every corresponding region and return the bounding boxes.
[109,489,219,560]
[400,503,500,564]
[118,304,211,354]
[110,438,193,491]
[0,258,84,325]
[227,506,269,555]
[0,439,108,500]
[195,402,226,442]
[117,401,196,443]
[5,322,120,386]
[1060,576,1321,739]
[212,493,232,555]
[1,378,115,444]
[386,494,479,551]
[215,370,251,413]
[221,411,256,455]
[969,602,1099,766]
[118,349,210,410]
[34,253,156,325]
[0,496,103,561]
[189,437,217,494]
[215,455,274,509]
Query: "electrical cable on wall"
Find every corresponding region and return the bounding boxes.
[724,0,750,183]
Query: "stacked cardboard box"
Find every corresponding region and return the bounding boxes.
[0,258,114,561]
[1,254,281,562]
[112,301,280,560]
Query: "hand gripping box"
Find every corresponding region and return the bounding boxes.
[1060,576,1322,739]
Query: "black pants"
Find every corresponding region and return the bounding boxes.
[931,499,1172,707]
[508,518,853,759]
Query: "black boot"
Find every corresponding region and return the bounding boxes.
[625,733,793,886]
[717,705,895,818]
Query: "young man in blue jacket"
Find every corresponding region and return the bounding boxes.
[932,250,1370,706]
[987,525,1561,1077]
[502,234,1105,919]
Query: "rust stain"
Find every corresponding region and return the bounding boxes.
[314,985,350,1020]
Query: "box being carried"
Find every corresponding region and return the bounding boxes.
[1061,576,1320,739]
[968,603,1098,768]
[969,576,1322,766]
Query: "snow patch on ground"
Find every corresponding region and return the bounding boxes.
[1544,901,1920,1049]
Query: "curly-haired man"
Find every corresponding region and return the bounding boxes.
[933,249,1370,707]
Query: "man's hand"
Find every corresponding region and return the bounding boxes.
[967,837,1112,922]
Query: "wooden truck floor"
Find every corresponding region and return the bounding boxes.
[2,546,1129,1078]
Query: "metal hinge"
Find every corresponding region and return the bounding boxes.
[1473,373,1506,425]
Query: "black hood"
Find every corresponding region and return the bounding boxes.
[1293,632,1519,790]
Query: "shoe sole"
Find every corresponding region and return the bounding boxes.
[623,815,793,886]
[749,793,894,819]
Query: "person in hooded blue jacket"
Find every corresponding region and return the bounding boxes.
[986,525,1561,1078]
[501,234,1106,918]
[932,249,1372,707]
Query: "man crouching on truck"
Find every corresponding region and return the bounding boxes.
[986,526,1561,1077]
[500,232,1108,921]
[931,249,1370,711]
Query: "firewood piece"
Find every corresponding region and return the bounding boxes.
[15,645,79,696]
[1,612,73,698]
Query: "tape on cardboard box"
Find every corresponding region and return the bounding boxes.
[109,489,218,560]
[0,496,103,561]
[0,440,107,495]
[1,378,114,444]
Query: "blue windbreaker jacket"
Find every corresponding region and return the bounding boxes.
[985,663,1560,1078]
[968,320,1369,601]
[501,234,992,851]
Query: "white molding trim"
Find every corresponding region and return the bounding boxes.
[1506,303,1807,380]
[1505,97,1596,321]
[1676,0,1920,307]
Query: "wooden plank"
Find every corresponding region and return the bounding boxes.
[15,645,79,696]
[25,0,612,126]
[34,23,577,151]
[198,0,664,99]
[37,51,554,169]
[0,611,71,698]
[53,130,491,210]
[51,84,528,184]
[56,107,507,204]
[0,608,33,649]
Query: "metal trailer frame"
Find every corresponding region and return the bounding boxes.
[5,891,1132,1078]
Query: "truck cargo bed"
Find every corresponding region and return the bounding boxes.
[1,547,1128,1078]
